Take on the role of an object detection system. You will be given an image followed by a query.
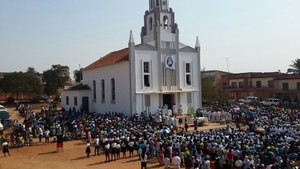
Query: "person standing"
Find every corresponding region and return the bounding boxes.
[235,157,243,169]
[128,140,135,157]
[86,141,91,158]
[193,117,198,131]
[111,141,117,161]
[202,156,211,169]
[94,136,100,156]
[173,153,181,169]
[104,142,111,162]
[227,149,234,169]
[2,140,10,157]
[163,155,171,169]
[179,105,183,116]
[38,126,43,143]
[56,134,64,152]
[116,141,121,159]
[141,152,147,169]
[184,120,189,132]
[44,129,50,144]
[184,154,193,169]
[158,145,165,166]
[121,141,127,158]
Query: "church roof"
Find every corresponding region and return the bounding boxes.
[83,48,129,71]
[65,83,91,91]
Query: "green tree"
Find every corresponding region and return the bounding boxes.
[0,72,43,100]
[43,64,70,95]
[26,67,37,74]
[289,58,300,73]
[73,69,82,83]
[201,75,217,103]
[201,75,229,104]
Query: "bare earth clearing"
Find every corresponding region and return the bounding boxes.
[0,106,230,169]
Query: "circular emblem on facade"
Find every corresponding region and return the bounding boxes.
[167,56,174,67]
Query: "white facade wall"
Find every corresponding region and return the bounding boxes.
[132,48,200,115]
[83,62,131,114]
[135,49,160,93]
[178,51,200,90]
[135,93,160,114]
[61,90,91,111]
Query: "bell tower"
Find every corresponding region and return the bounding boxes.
[141,0,179,46]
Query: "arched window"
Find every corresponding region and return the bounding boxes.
[93,80,96,101]
[163,15,168,29]
[149,17,153,31]
[101,79,105,102]
[111,78,115,103]
[156,0,159,6]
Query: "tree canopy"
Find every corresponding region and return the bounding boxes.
[26,67,37,74]
[201,75,228,104]
[289,59,300,73]
[43,64,70,95]
[0,72,43,99]
[73,69,82,83]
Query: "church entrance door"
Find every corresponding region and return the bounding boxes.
[163,94,174,109]
[81,97,89,113]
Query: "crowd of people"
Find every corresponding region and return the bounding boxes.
[1,102,300,169]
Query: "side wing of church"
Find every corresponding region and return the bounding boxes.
[61,0,202,116]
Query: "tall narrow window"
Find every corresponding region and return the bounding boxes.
[101,79,105,103]
[282,83,289,91]
[256,81,261,88]
[297,82,300,91]
[186,63,191,86]
[231,82,237,88]
[74,97,77,106]
[249,81,252,88]
[149,17,153,31]
[66,96,69,105]
[268,80,274,88]
[238,82,244,88]
[156,0,159,6]
[144,62,151,87]
[163,15,168,29]
[93,80,96,102]
[111,78,116,103]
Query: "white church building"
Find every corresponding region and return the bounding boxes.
[61,0,202,116]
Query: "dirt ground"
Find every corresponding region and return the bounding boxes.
[0,105,231,169]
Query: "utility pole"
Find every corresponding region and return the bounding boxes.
[224,57,230,73]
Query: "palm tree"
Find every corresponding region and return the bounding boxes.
[288,59,300,74]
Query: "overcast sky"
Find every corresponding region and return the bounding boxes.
[1,0,299,75]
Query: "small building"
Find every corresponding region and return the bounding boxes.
[61,0,202,116]
[221,72,300,104]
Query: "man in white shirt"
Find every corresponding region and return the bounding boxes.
[128,140,135,157]
[38,126,43,143]
[44,129,50,144]
[163,156,170,169]
[94,136,100,155]
[173,154,181,169]
[235,157,243,169]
